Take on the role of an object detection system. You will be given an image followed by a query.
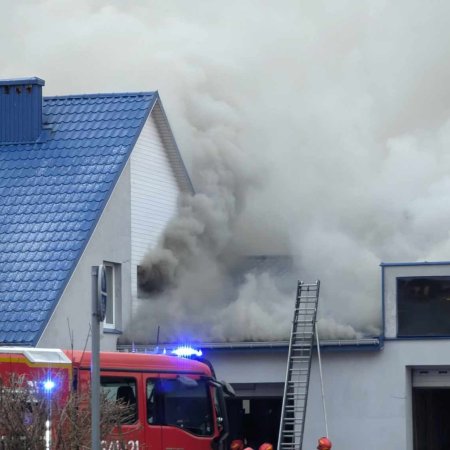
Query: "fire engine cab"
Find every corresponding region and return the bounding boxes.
[0,346,231,450]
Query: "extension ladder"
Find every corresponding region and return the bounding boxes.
[277,281,320,450]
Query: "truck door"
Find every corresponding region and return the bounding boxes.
[144,374,214,450]
[143,374,163,450]
[99,372,147,450]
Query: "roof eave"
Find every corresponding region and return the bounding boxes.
[117,337,383,353]
[151,98,195,195]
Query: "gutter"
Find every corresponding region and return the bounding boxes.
[117,337,382,353]
[380,260,450,267]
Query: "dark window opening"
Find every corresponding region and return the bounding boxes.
[397,277,450,337]
[146,377,213,436]
[225,397,281,449]
[137,263,170,295]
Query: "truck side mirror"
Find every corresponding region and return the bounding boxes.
[220,380,236,397]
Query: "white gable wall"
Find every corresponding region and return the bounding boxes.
[38,162,132,351]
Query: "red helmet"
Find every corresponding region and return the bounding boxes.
[231,440,244,450]
[317,437,332,450]
[259,444,273,450]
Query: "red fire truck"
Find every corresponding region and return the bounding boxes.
[0,346,231,450]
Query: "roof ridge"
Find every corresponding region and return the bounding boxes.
[44,91,158,101]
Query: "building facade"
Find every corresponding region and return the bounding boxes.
[203,262,450,450]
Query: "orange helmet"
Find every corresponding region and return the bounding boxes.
[317,437,332,450]
[231,440,244,450]
[259,444,273,450]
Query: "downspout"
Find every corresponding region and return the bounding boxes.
[380,263,386,349]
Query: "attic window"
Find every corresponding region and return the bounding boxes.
[26,85,32,93]
[15,87,21,94]
[397,276,450,337]
[103,262,122,331]
[3,86,9,94]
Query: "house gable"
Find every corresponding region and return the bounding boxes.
[39,98,195,350]
[0,82,158,346]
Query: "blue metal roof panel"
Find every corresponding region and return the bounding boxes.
[0,91,157,345]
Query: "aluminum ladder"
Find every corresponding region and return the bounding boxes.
[277,281,320,450]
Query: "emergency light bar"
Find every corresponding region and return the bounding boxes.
[171,346,203,358]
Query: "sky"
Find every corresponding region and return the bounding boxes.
[3,0,450,342]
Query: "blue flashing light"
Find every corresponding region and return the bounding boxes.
[43,379,56,392]
[172,346,203,358]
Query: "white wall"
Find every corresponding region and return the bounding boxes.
[38,163,132,351]
[208,339,450,450]
[207,349,289,385]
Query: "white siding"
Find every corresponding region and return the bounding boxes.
[130,108,180,300]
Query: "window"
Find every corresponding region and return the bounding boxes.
[146,377,213,436]
[397,276,450,336]
[101,376,137,424]
[103,262,121,330]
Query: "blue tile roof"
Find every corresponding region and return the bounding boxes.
[0,91,158,345]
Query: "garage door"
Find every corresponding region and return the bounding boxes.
[413,368,450,387]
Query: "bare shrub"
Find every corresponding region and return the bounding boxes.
[0,374,134,450]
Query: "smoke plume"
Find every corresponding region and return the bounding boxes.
[4,0,450,341]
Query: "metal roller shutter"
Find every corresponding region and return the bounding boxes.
[413,368,450,387]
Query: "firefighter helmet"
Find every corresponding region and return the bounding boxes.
[259,443,273,450]
[231,440,244,450]
[317,437,332,449]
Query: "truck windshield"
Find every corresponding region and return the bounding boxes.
[147,378,213,436]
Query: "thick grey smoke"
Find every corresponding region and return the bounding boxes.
[4,0,450,341]
[138,126,258,295]
[135,91,275,342]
